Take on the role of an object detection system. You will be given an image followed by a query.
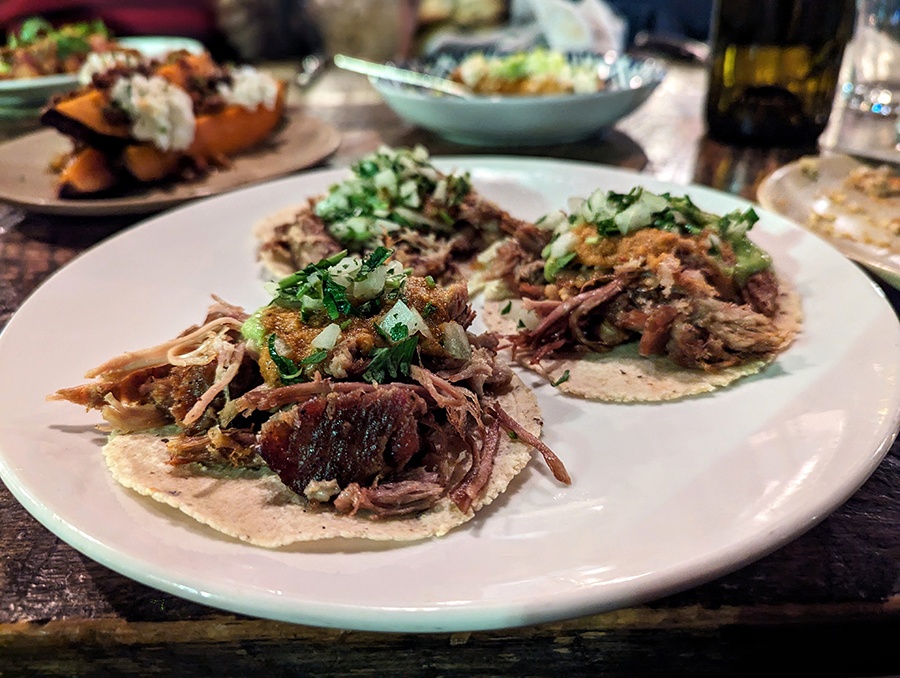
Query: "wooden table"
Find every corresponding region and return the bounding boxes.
[1,61,899,676]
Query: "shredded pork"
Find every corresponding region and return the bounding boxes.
[499,228,789,371]
[52,288,568,519]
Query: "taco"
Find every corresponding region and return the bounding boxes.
[481,187,802,402]
[254,145,542,285]
[50,249,568,545]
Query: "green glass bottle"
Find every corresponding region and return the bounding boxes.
[705,0,855,147]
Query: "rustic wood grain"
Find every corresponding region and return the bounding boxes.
[1,60,898,675]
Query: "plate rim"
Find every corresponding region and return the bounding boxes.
[1,156,899,632]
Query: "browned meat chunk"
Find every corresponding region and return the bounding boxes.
[638,305,679,356]
[742,269,780,317]
[258,386,428,493]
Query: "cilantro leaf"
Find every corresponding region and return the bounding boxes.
[388,322,409,342]
[300,349,329,365]
[551,370,571,387]
[267,334,303,384]
[362,334,418,383]
[362,246,392,272]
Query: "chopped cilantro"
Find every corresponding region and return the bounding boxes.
[354,297,384,317]
[551,370,571,387]
[388,322,409,343]
[594,218,620,237]
[362,245,392,272]
[272,249,401,322]
[14,17,54,46]
[437,210,455,226]
[300,349,329,365]
[362,334,419,383]
[540,188,772,282]
[500,301,512,315]
[424,275,436,289]
[422,301,437,318]
[321,277,352,320]
[267,334,303,384]
[544,251,577,282]
[517,319,526,329]
[313,146,472,249]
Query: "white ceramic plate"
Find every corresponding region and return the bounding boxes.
[0,36,205,109]
[1,159,898,633]
[370,54,665,146]
[757,153,900,289]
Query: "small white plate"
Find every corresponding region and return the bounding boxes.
[370,53,665,146]
[0,159,898,632]
[757,153,900,288]
[0,36,205,109]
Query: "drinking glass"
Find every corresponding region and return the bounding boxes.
[843,0,900,115]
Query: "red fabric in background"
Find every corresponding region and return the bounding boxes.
[0,0,219,41]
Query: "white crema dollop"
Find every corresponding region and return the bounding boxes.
[219,65,279,111]
[110,74,196,151]
[77,50,143,86]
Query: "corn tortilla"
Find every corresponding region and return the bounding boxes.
[102,375,542,546]
[481,281,802,402]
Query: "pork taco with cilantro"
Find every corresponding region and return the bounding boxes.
[254,145,542,285]
[481,187,802,402]
[50,249,568,545]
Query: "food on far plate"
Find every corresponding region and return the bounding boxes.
[255,145,540,284]
[49,249,569,545]
[481,187,802,402]
[799,158,900,253]
[449,48,607,96]
[41,49,286,198]
[0,17,113,80]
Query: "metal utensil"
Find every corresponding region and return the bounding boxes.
[333,54,474,98]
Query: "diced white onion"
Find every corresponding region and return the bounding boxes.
[327,257,362,288]
[394,206,441,229]
[548,230,577,259]
[441,321,471,359]
[351,265,388,300]
[374,168,398,194]
[613,192,669,234]
[379,299,434,341]
[536,209,568,234]
[432,178,447,203]
[475,237,507,265]
[311,323,341,349]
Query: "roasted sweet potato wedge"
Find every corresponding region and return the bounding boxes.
[41,89,131,151]
[57,147,118,198]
